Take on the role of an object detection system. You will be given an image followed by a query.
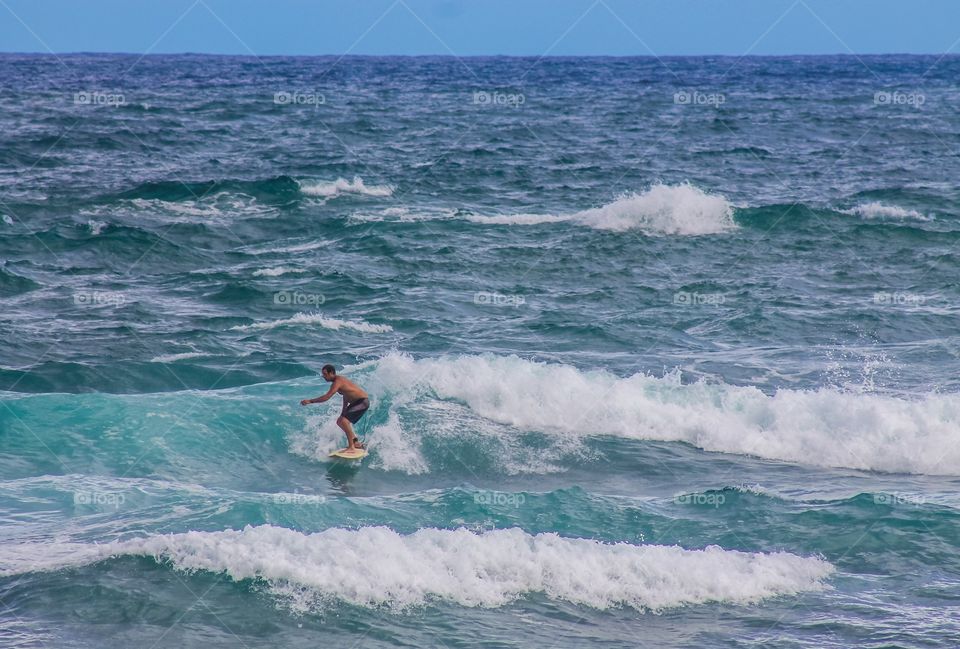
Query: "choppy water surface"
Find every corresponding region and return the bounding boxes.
[2,54,960,648]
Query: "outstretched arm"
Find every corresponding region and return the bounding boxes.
[301,379,339,406]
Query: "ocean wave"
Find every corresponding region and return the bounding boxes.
[467,184,736,234]
[231,312,393,333]
[0,526,833,612]
[368,353,960,475]
[298,177,394,199]
[841,202,932,221]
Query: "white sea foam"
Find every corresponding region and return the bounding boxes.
[467,213,569,226]
[231,312,392,334]
[363,410,430,474]
[289,408,430,474]
[0,526,833,612]
[467,184,736,234]
[349,206,458,223]
[126,193,273,220]
[251,266,306,277]
[243,240,330,255]
[81,193,274,225]
[299,177,394,199]
[366,353,960,475]
[149,352,208,363]
[842,202,932,221]
[86,219,107,235]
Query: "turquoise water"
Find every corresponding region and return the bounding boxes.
[2,54,960,647]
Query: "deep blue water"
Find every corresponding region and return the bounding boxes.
[2,53,960,648]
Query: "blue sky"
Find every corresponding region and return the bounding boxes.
[1,0,957,56]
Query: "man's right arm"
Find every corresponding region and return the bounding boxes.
[300,379,339,406]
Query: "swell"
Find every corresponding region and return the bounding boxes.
[111,175,302,204]
[0,265,41,297]
[0,358,311,395]
[3,477,957,576]
[6,353,960,478]
[737,203,958,236]
[0,222,198,264]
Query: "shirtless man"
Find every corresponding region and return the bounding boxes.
[300,364,370,450]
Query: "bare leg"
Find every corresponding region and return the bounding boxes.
[337,416,363,450]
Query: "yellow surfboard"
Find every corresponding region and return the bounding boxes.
[328,447,368,460]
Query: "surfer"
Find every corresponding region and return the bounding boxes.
[300,364,370,451]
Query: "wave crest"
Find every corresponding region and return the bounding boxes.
[841,202,932,221]
[368,353,960,475]
[299,177,394,199]
[2,526,833,612]
[230,312,393,334]
[469,184,736,234]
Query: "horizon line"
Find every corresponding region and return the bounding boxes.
[2,51,957,58]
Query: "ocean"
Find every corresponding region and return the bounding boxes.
[1,53,960,648]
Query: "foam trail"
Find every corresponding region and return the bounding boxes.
[0,526,833,612]
[468,184,736,234]
[149,352,208,363]
[841,202,932,221]
[371,353,960,475]
[231,312,392,334]
[243,240,330,255]
[119,193,274,221]
[299,177,394,199]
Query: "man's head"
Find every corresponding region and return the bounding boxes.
[321,364,336,382]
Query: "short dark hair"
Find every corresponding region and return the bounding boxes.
[322,364,336,375]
